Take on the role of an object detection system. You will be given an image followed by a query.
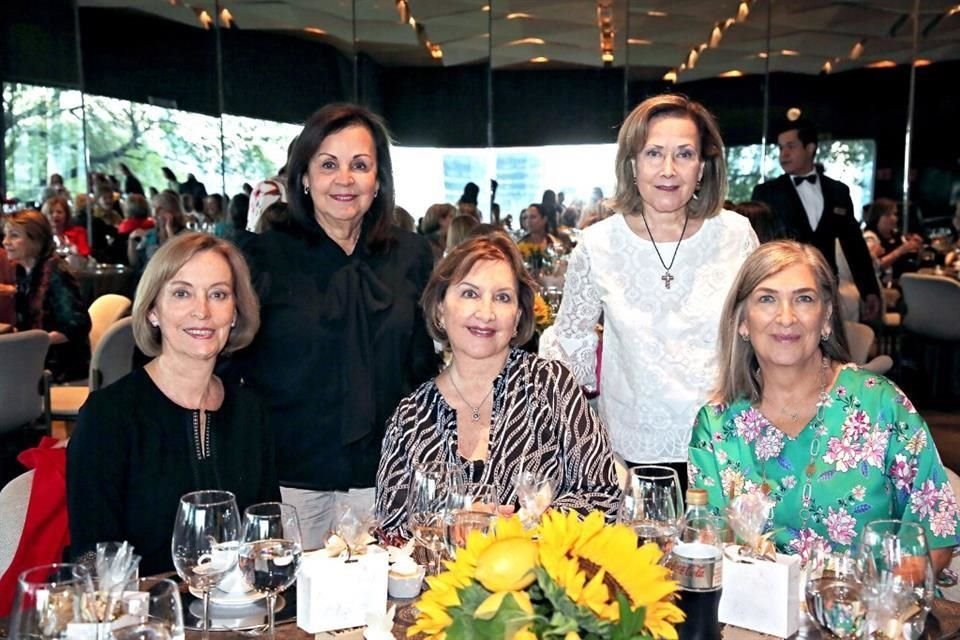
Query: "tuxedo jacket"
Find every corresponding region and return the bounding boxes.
[752,173,879,298]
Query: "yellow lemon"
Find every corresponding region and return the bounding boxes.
[474,537,539,592]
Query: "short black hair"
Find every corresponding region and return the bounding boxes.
[776,118,818,150]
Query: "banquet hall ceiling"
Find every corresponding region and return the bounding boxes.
[78,0,960,81]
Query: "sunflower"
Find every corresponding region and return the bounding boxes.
[537,510,685,639]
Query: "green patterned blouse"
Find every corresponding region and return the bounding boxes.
[689,364,959,561]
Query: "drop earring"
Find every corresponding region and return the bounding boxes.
[303,185,309,194]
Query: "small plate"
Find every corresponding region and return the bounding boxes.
[188,586,266,607]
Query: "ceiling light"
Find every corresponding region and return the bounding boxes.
[736,1,750,22]
[193,8,212,29]
[679,63,687,71]
[719,70,743,77]
[303,27,326,36]
[531,56,549,63]
[482,4,490,11]
[850,40,865,60]
[866,60,897,68]
[757,51,768,59]
[710,24,723,47]
[508,37,545,45]
[698,42,708,53]
[914,58,932,66]
[822,60,833,74]
[507,12,534,19]
[781,49,799,56]
[686,48,699,69]
[396,0,410,24]
[949,4,960,16]
[724,18,736,28]
[787,107,802,121]
[663,69,677,82]
[602,51,614,63]
[429,45,443,59]
[647,11,668,17]
[218,8,234,28]
[628,38,652,45]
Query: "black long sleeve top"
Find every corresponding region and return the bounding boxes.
[66,368,280,575]
[231,226,441,491]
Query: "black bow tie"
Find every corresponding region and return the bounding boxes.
[793,174,817,186]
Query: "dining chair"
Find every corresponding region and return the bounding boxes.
[899,273,960,406]
[0,330,51,436]
[0,470,33,579]
[843,321,893,375]
[87,293,132,354]
[49,317,136,421]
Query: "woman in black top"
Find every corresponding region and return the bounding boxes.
[2,209,90,382]
[375,232,620,535]
[67,233,278,574]
[233,104,439,548]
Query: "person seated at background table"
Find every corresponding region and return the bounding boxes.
[688,240,958,571]
[520,203,570,254]
[863,197,923,282]
[67,232,279,574]
[2,209,90,382]
[375,231,620,535]
[116,193,156,236]
[128,189,187,271]
[445,214,479,254]
[42,195,90,259]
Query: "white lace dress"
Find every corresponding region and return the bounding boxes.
[539,210,758,463]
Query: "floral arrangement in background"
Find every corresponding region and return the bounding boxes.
[533,294,554,333]
[409,510,684,640]
[517,241,556,276]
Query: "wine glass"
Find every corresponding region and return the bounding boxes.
[515,469,554,526]
[804,546,867,640]
[859,520,935,640]
[10,563,94,639]
[108,577,185,640]
[238,502,303,639]
[406,461,464,575]
[171,489,241,639]
[446,483,499,555]
[621,466,683,551]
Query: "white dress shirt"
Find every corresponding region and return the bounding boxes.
[539,210,759,463]
[793,172,825,231]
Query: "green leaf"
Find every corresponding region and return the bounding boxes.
[446,588,534,640]
[610,592,648,640]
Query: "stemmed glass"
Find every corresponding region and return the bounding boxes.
[238,502,303,639]
[515,469,555,526]
[108,577,185,640]
[406,461,464,576]
[445,483,499,555]
[10,563,94,639]
[620,465,683,553]
[804,546,867,640]
[171,489,241,639]
[859,520,935,640]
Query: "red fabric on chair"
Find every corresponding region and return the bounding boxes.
[0,437,70,616]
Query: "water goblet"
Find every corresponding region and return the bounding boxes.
[108,577,184,640]
[515,470,554,526]
[11,563,95,639]
[171,489,241,639]
[859,520,934,640]
[618,481,679,554]
[406,461,464,575]
[804,546,867,640]
[238,502,303,639]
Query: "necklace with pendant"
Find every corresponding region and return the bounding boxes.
[448,366,494,422]
[759,356,831,519]
[639,210,690,289]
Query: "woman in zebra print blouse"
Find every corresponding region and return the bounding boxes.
[375,231,620,535]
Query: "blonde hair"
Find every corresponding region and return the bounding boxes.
[446,215,480,250]
[132,233,260,357]
[714,241,851,404]
[4,209,54,260]
[612,93,727,220]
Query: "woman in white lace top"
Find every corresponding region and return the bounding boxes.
[540,94,758,488]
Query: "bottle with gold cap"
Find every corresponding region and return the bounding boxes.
[672,487,723,640]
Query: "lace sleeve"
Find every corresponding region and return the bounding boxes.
[538,243,602,389]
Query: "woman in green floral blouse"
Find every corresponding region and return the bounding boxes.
[689,240,958,572]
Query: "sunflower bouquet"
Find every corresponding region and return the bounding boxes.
[532,294,554,333]
[409,510,684,640]
[517,241,556,277]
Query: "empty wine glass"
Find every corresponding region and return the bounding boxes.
[406,461,464,575]
[109,577,184,640]
[620,465,683,552]
[10,563,94,639]
[859,520,935,640]
[804,546,867,640]
[238,502,303,639]
[171,490,241,639]
[515,469,554,526]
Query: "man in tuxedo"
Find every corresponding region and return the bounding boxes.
[752,119,881,321]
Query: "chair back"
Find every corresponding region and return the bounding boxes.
[91,317,135,390]
[900,273,960,341]
[87,294,132,353]
[0,471,33,579]
[844,321,875,365]
[0,330,50,434]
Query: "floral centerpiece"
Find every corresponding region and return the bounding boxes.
[517,241,556,277]
[409,510,684,640]
[532,294,554,333]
